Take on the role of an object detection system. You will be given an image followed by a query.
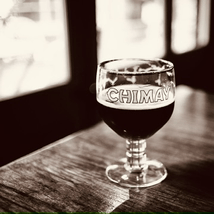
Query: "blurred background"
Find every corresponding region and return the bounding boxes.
[0,0,213,166]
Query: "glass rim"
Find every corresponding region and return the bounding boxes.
[98,58,174,74]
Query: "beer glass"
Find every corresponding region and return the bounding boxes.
[96,58,175,187]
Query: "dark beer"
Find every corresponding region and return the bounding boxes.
[97,84,175,140]
[98,101,174,140]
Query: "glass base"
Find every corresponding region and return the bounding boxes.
[106,158,167,188]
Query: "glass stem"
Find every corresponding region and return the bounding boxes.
[125,139,148,173]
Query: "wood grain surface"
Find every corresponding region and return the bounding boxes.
[0,85,214,212]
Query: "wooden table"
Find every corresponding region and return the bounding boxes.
[0,85,214,212]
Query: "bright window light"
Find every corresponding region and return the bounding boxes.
[0,0,70,101]
[197,0,211,48]
[96,0,166,62]
[171,0,211,54]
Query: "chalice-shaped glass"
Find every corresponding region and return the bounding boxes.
[96,58,175,187]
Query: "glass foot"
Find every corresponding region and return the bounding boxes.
[106,158,167,188]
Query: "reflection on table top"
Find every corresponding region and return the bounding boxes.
[0,85,214,212]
